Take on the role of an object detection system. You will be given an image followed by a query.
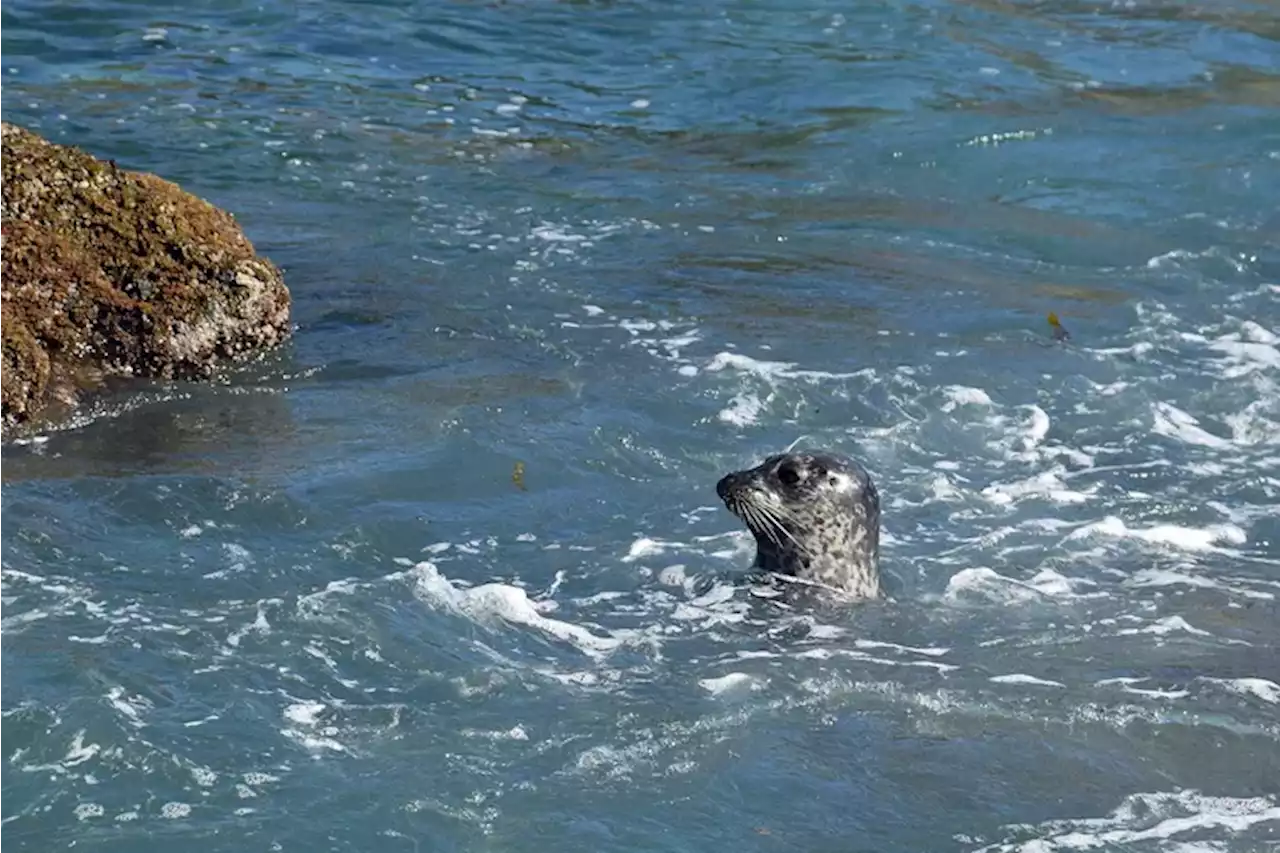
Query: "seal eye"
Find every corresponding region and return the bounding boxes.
[777,463,801,487]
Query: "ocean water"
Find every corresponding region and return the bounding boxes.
[2,0,1279,850]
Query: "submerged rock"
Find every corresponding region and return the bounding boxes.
[1,122,290,437]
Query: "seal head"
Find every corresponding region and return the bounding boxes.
[716,450,881,599]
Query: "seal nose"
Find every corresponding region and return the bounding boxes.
[716,472,738,502]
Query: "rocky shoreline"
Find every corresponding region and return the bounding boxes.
[1,122,291,439]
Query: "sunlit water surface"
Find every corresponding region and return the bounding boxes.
[2,0,1279,850]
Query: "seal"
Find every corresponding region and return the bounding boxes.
[716,450,881,600]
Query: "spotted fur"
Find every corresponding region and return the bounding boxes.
[716,450,881,600]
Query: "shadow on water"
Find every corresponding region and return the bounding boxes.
[1,381,304,482]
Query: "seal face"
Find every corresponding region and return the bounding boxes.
[716,451,881,600]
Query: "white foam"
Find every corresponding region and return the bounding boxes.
[106,687,151,727]
[1115,615,1211,638]
[699,672,762,696]
[989,674,1065,688]
[703,351,867,382]
[283,701,326,727]
[530,224,589,243]
[1094,677,1190,699]
[1204,677,1280,704]
[943,567,1092,605]
[1067,516,1247,552]
[204,542,254,580]
[408,562,620,658]
[74,803,105,820]
[461,725,530,740]
[160,802,192,819]
[1207,322,1280,378]
[656,565,690,587]
[940,386,993,412]
[281,701,346,753]
[1152,247,1198,267]
[1224,395,1280,446]
[1025,569,1093,597]
[1152,402,1232,448]
[924,473,968,503]
[973,790,1280,852]
[243,772,280,786]
[618,318,658,334]
[1020,405,1050,450]
[622,537,677,562]
[983,470,1095,505]
[65,731,100,767]
[227,602,272,648]
[718,393,769,426]
[190,766,217,787]
[855,639,950,657]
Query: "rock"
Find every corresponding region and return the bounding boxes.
[1,122,291,437]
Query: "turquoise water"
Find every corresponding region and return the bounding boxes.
[3,0,1280,850]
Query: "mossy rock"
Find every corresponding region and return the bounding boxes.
[1,122,291,437]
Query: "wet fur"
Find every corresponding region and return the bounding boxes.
[716,451,881,600]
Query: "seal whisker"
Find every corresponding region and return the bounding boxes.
[728,497,769,547]
[748,504,789,553]
[784,435,811,454]
[751,500,809,555]
[738,498,778,546]
[741,501,783,550]
[754,497,804,527]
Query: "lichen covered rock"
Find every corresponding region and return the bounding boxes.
[1,122,290,436]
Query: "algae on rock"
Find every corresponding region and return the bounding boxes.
[1,122,291,436]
